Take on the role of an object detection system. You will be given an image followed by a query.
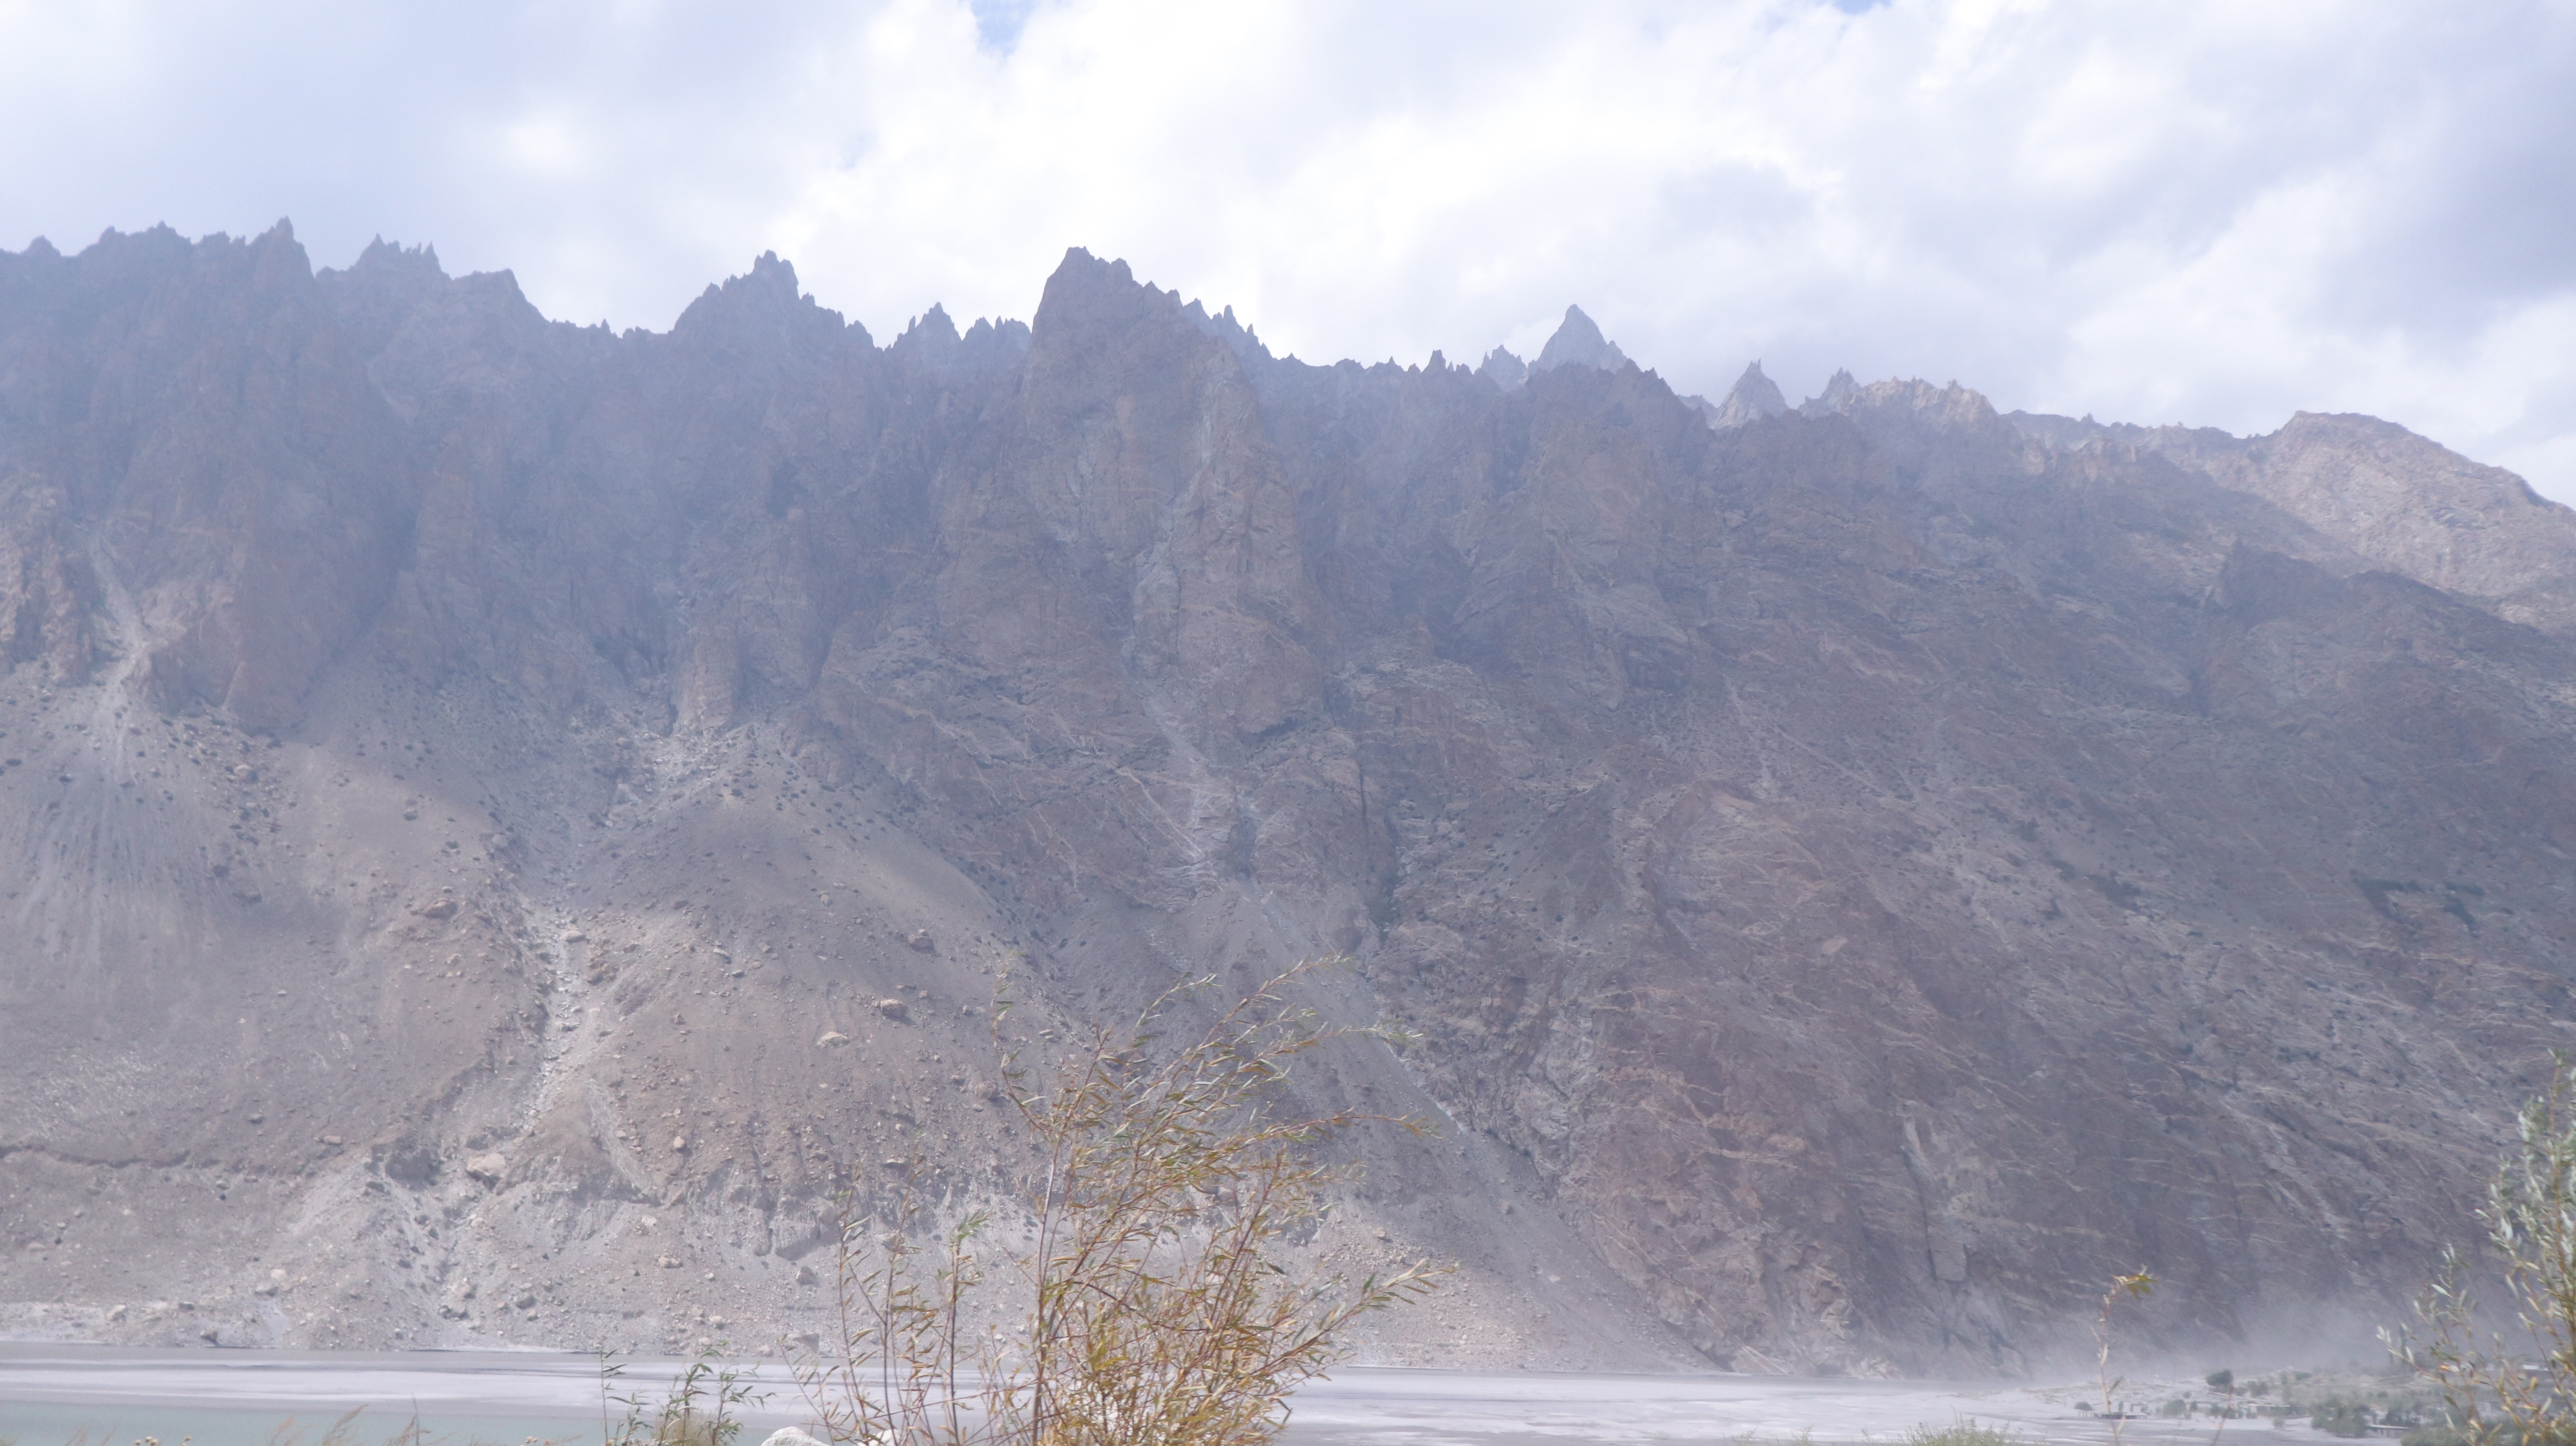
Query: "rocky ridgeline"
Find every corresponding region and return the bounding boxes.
[3,222,2574,1374]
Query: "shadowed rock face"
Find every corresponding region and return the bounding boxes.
[3,225,2574,1374]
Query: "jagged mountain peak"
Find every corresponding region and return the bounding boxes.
[1033,246,1197,344]
[1478,344,1529,391]
[343,236,445,282]
[671,249,851,349]
[896,301,962,349]
[891,303,1032,376]
[1176,296,1273,374]
[2003,405,2576,633]
[1802,366,1862,414]
[1853,375,2001,428]
[960,313,1033,356]
[678,249,808,316]
[1531,303,1631,374]
[1710,360,1789,426]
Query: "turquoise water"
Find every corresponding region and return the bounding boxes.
[0,1400,601,1446]
[0,1347,797,1446]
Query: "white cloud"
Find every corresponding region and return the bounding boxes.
[2,0,2570,496]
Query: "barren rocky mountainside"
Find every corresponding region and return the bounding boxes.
[5,221,2575,1376]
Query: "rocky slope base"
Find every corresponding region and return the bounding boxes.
[3,223,2573,1375]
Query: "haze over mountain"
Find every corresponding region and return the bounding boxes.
[4,222,2574,1375]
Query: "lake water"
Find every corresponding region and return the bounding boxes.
[0,1345,2322,1446]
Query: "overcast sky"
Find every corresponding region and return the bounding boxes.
[4,0,2571,496]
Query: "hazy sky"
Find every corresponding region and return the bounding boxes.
[5,0,2572,496]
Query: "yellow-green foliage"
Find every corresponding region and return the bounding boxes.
[790,959,1448,1446]
[2393,1058,2576,1446]
[604,1346,764,1446]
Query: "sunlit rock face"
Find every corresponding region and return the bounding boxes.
[4,225,2574,1374]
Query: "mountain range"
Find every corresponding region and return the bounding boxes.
[4,221,2573,1374]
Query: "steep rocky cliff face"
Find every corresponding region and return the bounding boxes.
[4,222,2573,1376]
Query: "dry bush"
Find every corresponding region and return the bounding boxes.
[791,959,1447,1446]
[795,1205,997,1445]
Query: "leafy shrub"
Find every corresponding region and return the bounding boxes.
[2392,1058,2576,1446]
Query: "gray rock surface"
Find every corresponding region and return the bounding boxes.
[3,225,2574,1376]
[1711,360,1789,426]
[1530,305,1631,374]
[2007,407,2576,634]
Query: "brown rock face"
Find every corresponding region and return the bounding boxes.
[3,226,2573,1373]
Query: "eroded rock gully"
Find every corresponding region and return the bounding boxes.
[3,223,2573,1375]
